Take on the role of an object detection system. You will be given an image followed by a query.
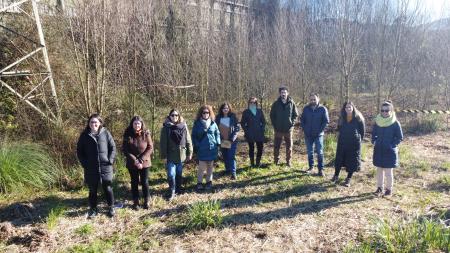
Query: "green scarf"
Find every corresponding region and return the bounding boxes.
[375,113,397,127]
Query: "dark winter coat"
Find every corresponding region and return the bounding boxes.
[240,108,266,143]
[335,116,365,172]
[300,104,329,138]
[372,121,403,168]
[122,130,153,169]
[77,127,116,185]
[270,97,298,132]
[192,119,221,161]
[215,113,240,142]
[160,120,193,163]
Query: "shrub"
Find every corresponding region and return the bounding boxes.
[0,141,59,194]
[404,115,443,134]
[345,217,450,252]
[182,200,223,231]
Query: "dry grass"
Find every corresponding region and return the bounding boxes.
[0,132,449,252]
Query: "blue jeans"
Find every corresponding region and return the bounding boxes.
[305,135,324,170]
[166,162,183,192]
[221,141,237,175]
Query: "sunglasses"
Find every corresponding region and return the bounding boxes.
[90,121,100,124]
[380,109,390,113]
[202,111,210,114]
[170,114,179,117]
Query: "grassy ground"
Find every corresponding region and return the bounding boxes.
[0,131,449,252]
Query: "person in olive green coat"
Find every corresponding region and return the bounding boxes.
[160,109,193,200]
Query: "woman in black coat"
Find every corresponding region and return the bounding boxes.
[240,97,266,167]
[332,102,365,187]
[77,114,117,218]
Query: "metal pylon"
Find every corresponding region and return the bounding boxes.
[0,0,61,124]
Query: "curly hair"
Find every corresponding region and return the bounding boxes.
[195,105,215,121]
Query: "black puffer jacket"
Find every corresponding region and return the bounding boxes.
[77,127,116,185]
[335,115,365,172]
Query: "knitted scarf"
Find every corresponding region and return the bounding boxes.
[164,120,187,147]
[375,113,397,127]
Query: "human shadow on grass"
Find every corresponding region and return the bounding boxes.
[0,194,86,227]
[152,181,333,230]
[222,192,375,226]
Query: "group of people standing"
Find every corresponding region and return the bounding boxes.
[76,86,403,218]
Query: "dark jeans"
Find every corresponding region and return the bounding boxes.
[248,141,263,166]
[305,135,324,170]
[128,168,149,203]
[88,179,114,209]
[334,167,354,179]
[221,141,238,175]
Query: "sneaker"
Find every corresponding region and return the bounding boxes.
[107,207,115,218]
[205,181,212,191]
[87,208,98,219]
[331,175,338,183]
[317,170,324,177]
[374,187,383,195]
[231,174,237,180]
[343,178,351,187]
[384,189,392,196]
[142,202,149,210]
[306,167,314,174]
[196,183,204,191]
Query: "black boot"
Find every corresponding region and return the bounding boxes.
[175,175,183,194]
[256,155,261,168]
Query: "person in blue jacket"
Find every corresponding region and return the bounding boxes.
[372,101,403,196]
[192,105,221,191]
[216,102,240,180]
[300,93,329,176]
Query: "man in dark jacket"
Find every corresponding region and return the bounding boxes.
[270,86,298,167]
[300,93,329,176]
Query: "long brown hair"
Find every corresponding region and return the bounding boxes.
[196,105,215,121]
[217,102,234,118]
[338,101,364,127]
[124,115,148,138]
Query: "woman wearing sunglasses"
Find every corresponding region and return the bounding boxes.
[372,101,403,196]
[192,105,221,191]
[160,109,193,200]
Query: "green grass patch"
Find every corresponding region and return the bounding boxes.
[179,199,223,231]
[67,239,113,253]
[75,224,94,237]
[439,161,450,171]
[324,134,337,165]
[0,141,59,194]
[47,205,67,230]
[345,217,450,253]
